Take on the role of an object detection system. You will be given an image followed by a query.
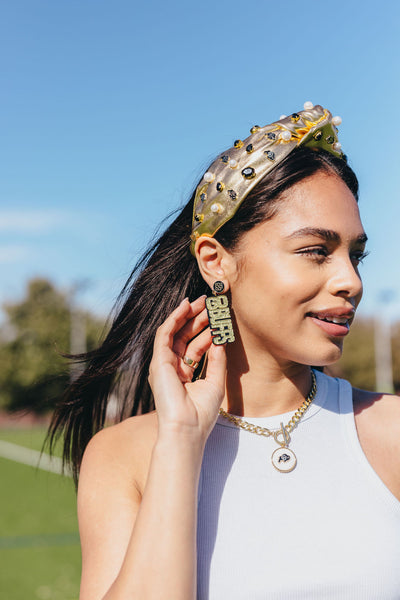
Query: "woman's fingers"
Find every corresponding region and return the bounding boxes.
[151,294,226,393]
[204,343,227,392]
[153,298,190,347]
[175,307,209,344]
[155,296,206,348]
[172,307,210,358]
[177,328,213,381]
[152,297,199,358]
[150,296,210,383]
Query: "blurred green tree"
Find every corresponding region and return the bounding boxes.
[0,278,104,413]
[329,316,400,392]
[330,317,375,389]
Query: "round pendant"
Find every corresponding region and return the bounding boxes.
[271,447,297,473]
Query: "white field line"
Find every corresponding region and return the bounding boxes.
[0,440,72,477]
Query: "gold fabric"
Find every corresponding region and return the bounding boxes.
[190,105,342,254]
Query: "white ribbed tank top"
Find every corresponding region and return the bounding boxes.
[196,370,400,599]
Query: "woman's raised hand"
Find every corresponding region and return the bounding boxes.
[148,296,227,444]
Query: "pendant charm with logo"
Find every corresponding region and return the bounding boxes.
[271,422,296,472]
[271,447,297,472]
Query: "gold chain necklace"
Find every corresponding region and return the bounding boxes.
[218,371,317,473]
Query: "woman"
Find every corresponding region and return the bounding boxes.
[50,104,400,599]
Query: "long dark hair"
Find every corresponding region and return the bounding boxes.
[48,147,359,484]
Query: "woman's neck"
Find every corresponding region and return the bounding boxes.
[222,344,314,418]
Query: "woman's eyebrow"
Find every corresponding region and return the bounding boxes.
[284,227,368,245]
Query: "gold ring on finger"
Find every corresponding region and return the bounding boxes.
[182,355,199,370]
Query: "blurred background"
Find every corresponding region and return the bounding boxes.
[1,1,399,598]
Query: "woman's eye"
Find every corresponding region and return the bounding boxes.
[351,250,369,265]
[299,247,328,259]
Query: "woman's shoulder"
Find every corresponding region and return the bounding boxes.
[352,386,400,420]
[352,386,400,435]
[84,411,158,459]
[352,387,400,498]
[80,411,158,493]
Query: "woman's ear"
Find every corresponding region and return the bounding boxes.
[194,236,235,291]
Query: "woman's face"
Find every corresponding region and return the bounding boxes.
[228,171,367,367]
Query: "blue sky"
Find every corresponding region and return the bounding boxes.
[1,0,400,321]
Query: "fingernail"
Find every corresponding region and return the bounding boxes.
[180,297,189,305]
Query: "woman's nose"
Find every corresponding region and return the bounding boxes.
[327,255,363,301]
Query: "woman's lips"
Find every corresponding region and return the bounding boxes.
[307,312,352,337]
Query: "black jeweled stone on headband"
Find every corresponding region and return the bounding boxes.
[265,150,275,161]
[242,167,256,179]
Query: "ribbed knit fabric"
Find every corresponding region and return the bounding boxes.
[196,370,400,599]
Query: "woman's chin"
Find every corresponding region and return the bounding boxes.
[313,345,343,367]
[299,338,344,368]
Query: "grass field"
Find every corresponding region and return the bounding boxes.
[0,426,81,600]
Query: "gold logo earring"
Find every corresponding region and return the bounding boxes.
[205,281,235,345]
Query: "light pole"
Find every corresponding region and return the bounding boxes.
[374,291,395,394]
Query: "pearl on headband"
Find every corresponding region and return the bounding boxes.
[280,130,292,141]
[332,116,342,126]
[203,172,215,183]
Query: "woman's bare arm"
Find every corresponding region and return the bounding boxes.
[77,297,226,600]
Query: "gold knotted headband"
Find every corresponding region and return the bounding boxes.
[190,102,344,255]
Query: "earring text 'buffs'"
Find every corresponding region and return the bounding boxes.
[205,281,235,345]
